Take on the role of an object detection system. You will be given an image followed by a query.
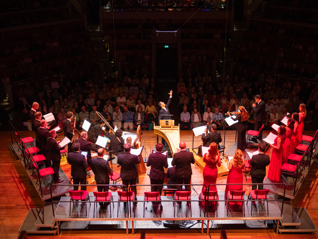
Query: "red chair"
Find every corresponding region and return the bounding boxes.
[20,136,35,147]
[246,124,264,141]
[93,192,112,216]
[247,189,270,216]
[60,149,67,158]
[174,191,191,217]
[117,191,135,217]
[243,159,252,180]
[301,135,313,144]
[34,163,54,197]
[295,144,309,154]
[226,190,245,216]
[68,190,90,216]
[287,154,303,165]
[199,189,218,215]
[143,191,162,217]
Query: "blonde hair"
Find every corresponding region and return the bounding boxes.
[300,103,307,117]
[239,106,248,121]
[233,149,244,167]
[206,143,219,163]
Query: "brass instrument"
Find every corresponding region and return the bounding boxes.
[96,111,114,134]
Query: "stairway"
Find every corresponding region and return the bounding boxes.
[224,21,246,79]
[88,25,114,77]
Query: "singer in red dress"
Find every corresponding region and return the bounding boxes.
[225,149,244,204]
[283,122,293,164]
[268,126,286,182]
[202,143,221,191]
[297,103,307,143]
[291,113,300,148]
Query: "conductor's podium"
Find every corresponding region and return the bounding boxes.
[154,120,180,157]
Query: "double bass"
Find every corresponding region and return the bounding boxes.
[135,125,147,175]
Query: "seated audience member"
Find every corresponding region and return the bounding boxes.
[191,108,202,128]
[123,107,134,131]
[269,108,279,125]
[172,141,195,191]
[180,106,191,130]
[201,123,222,147]
[279,107,288,121]
[112,106,123,129]
[135,100,145,112]
[134,107,144,127]
[202,107,213,124]
[147,143,168,194]
[116,92,126,107]
[146,109,157,130]
[127,102,135,114]
[90,106,100,125]
[212,107,224,129]
[79,106,89,128]
[250,142,270,190]
[67,142,87,190]
[145,101,156,115]
[102,106,112,124]
[265,99,274,115]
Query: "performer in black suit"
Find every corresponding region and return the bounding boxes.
[105,129,125,155]
[33,112,42,147]
[147,143,168,193]
[250,142,270,190]
[30,102,39,123]
[118,143,141,198]
[47,131,63,183]
[75,131,98,162]
[67,142,87,190]
[171,141,195,191]
[201,123,222,147]
[88,148,112,207]
[158,90,173,124]
[63,111,74,152]
[252,95,265,139]
[37,120,51,156]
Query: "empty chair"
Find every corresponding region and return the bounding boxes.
[68,190,90,217]
[117,190,135,217]
[226,190,245,216]
[247,189,270,216]
[93,192,112,216]
[246,124,264,141]
[174,191,191,217]
[143,191,162,217]
[199,189,218,215]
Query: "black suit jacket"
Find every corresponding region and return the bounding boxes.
[33,119,41,142]
[158,97,172,123]
[118,152,141,180]
[106,133,124,155]
[253,100,266,122]
[201,131,222,147]
[147,152,168,180]
[37,127,51,151]
[88,157,111,184]
[167,166,177,186]
[67,152,87,179]
[250,153,270,178]
[30,109,36,123]
[171,150,195,178]
[75,138,97,161]
[47,137,61,162]
[63,119,73,140]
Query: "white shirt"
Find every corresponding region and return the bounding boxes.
[203,112,213,122]
[194,114,199,122]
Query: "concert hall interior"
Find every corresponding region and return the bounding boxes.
[1,0,318,238]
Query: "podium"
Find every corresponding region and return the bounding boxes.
[154,120,180,157]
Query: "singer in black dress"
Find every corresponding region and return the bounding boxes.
[228,106,248,151]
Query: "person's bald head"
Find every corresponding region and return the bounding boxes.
[179,141,186,150]
[97,148,104,156]
[124,143,131,152]
[40,120,47,127]
[32,102,39,110]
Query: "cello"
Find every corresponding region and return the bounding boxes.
[135,125,147,175]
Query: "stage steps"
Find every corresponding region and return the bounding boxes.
[277,201,301,228]
[19,206,57,235]
[34,205,56,229]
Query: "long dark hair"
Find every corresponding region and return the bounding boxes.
[287,118,295,130]
[292,113,299,123]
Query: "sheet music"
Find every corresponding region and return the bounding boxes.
[281,116,289,126]
[103,155,109,161]
[52,126,60,132]
[271,123,279,131]
[192,125,207,137]
[167,157,173,168]
[113,125,118,132]
[43,113,55,123]
[81,151,88,157]
[82,120,91,132]
[225,117,238,126]
[130,146,143,156]
[263,132,277,145]
[95,136,109,148]
[58,137,71,148]
[162,151,168,156]
[122,133,137,144]
[201,146,209,156]
[246,150,259,159]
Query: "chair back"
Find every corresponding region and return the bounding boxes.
[253,189,270,199]
[203,190,218,201]
[175,191,191,201]
[144,191,160,201]
[118,190,134,201]
[229,190,245,200]
[258,124,264,135]
[69,190,85,199]
[93,192,111,201]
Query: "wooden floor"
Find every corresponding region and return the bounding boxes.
[1,129,318,238]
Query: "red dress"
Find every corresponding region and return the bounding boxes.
[224,163,244,201]
[282,127,293,164]
[292,122,299,149]
[297,112,305,143]
[203,154,220,191]
[268,137,283,182]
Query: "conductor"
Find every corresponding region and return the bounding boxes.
[158,90,173,123]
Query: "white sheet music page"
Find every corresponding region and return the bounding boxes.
[130,146,143,156]
[113,125,118,132]
[167,157,173,168]
[225,117,238,126]
[82,120,91,132]
[271,123,279,131]
[52,126,60,132]
[58,137,71,148]
[43,113,55,123]
[81,151,88,157]
[192,125,207,137]
[95,136,108,148]
[162,151,168,156]
[263,132,277,145]
[201,146,209,156]
[246,150,259,159]
[281,116,289,126]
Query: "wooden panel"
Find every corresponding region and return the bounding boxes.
[154,125,180,157]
